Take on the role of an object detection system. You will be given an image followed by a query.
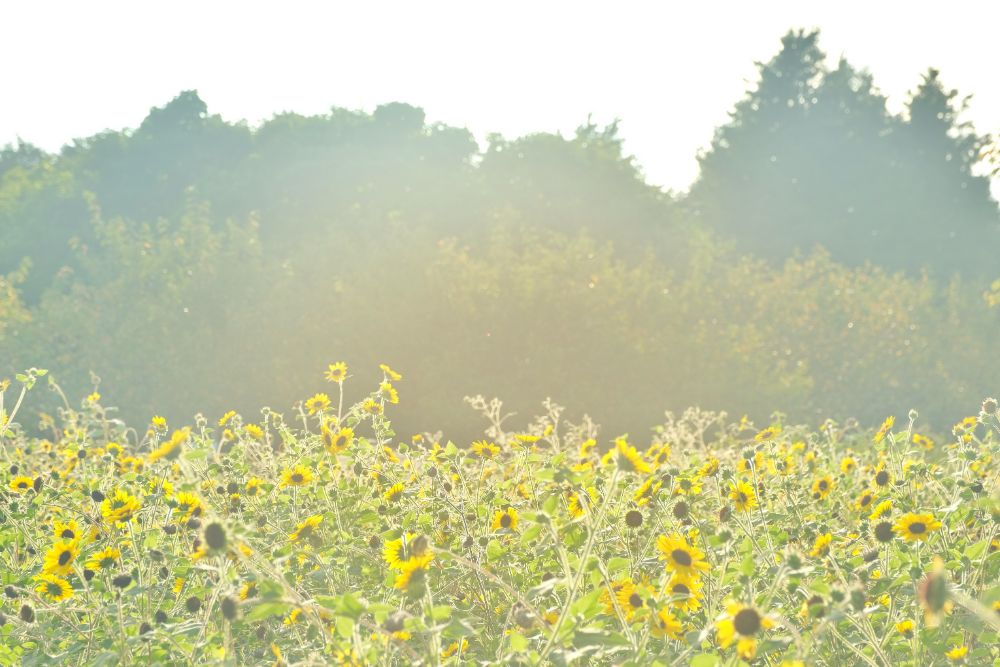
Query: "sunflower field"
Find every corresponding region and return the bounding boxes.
[0,365,998,667]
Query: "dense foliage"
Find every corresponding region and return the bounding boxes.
[0,367,997,665]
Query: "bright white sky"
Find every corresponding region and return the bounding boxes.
[2,1,998,193]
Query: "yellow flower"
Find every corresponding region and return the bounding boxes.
[279,465,314,488]
[384,533,433,570]
[633,476,662,506]
[491,507,519,532]
[663,572,704,612]
[811,475,834,499]
[86,392,101,404]
[651,608,683,640]
[8,475,33,493]
[874,416,894,443]
[603,438,651,474]
[840,456,857,474]
[322,425,354,455]
[379,364,402,381]
[245,477,264,496]
[716,602,774,660]
[869,499,893,520]
[894,512,942,542]
[86,546,121,571]
[43,539,80,576]
[362,398,383,416]
[566,488,596,518]
[945,645,968,661]
[304,393,331,415]
[441,639,468,659]
[471,440,500,459]
[383,483,405,503]
[151,415,167,430]
[289,514,324,543]
[244,423,264,440]
[656,534,710,577]
[35,573,73,602]
[855,489,877,511]
[148,428,189,463]
[754,425,781,442]
[873,462,892,488]
[218,410,236,426]
[600,578,636,618]
[393,557,431,591]
[673,476,702,496]
[325,362,348,383]
[895,619,915,637]
[730,480,757,512]
[809,533,833,558]
[379,382,399,405]
[100,488,142,526]
[912,433,934,450]
[700,457,720,477]
[53,519,81,541]
[173,491,203,522]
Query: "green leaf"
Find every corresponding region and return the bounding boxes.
[244,601,291,621]
[689,654,721,667]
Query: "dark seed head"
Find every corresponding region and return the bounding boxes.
[186,517,201,530]
[875,470,889,487]
[91,489,105,503]
[84,568,95,581]
[4,585,17,599]
[204,522,227,551]
[625,510,643,527]
[19,604,34,623]
[154,610,168,624]
[733,608,762,635]
[32,477,43,492]
[221,596,239,620]
[671,549,694,567]
[112,574,132,589]
[185,596,201,613]
[874,521,895,543]
[163,524,177,536]
[672,502,689,520]
[368,535,381,549]
[226,482,239,494]
[139,622,152,635]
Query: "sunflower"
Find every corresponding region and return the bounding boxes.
[245,478,264,496]
[603,438,652,474]
[840,457,858,474]
[379,382,399,405]
[239,581,258,601]
[869,499,893,520]
[656,534,710,577]
[614,582,646,621]
[855,489,877,511]
[43,539,80,576]
[383,483,405,503]
[663,572,704,612]
[600,579,635,617]
[322,426,354,455]
[243,423,264,440]
[471,440,500,459]
[700,457,720,477]
[651,608,684,639]
[775,455,796,476]
[86,546,121,571]
[362,399,383,416]
[646,443,670,468]
[874,416,894,443]
[52,519,81,541]
[894,512,942,542]
[304,393,331,415]
[147,428,189,463]
[809,533,833,558]
[393,557,430,592]
[754,426,781,442]
[730,481,757,512]
[566,487,596,518]
[945,645,968,661]
[383,534,433,570]
[325,362,348,383]
[289,514,324,543]
[279,465,314,489]
[912,433,934,450]
[491,507,519,532]
[673,476,702,496]
[716,602,774,660]
[440,639,468,659]
[35,573,73,602]
[218,410,236,426]
[8,475,33,493]
[379,363,402,381]
[872,462,892,488]
[895,619,915,637]
[810,475,834,500]
[100,488,142,526]
[633,476,662,506]
[173,491,203,522]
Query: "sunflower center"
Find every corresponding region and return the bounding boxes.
[500,514,512,528]
[875,471,889,486]
[909,521,926,534]
[733,608,762,635]
[819,480,829,491]
[291,473,304,484]
[737,492,748,503]
[48,582,62,595]
[672,583,690,595]
[61,529,75,539]
[671,549,693,567]
[860,494,872,506]
[58,551,72,566]
[628,593,642,608]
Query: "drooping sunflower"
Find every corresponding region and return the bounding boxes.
[147,428,189,464]
[730,480,757,512]
[651,608,684,640]
[379,382,399,405]
[603,438,652,474]
[304,393,331,416]
[279,465,314,489]
[894,512,942,542]
[8,475,33,493]
[656,534,710,577]
[325,362,348,383]
[663,572,704,612]
[393,557,430,592]
[35,573,73,602]
[86,546,121,571]
[810,475,834,500]
[716,602,774,660]
[100,488,142,526]
[754,426,781,443]
[491,507,519,532]
[874,416,894,443]
[383,483,405,503]
[633,476,662,506]
[379,363,402,381]
[43,539,80,576]
[869,499,893,520]
[809,533,833,558]
[289,514,324,543]
[322,425,354,455]
[700,457,720,477]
